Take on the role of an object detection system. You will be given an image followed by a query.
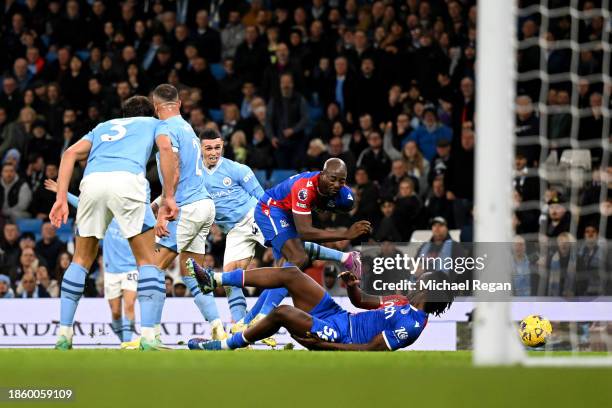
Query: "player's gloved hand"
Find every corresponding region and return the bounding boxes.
[338,271,360,288]
[50,200,69,228]
[346,220,372,240]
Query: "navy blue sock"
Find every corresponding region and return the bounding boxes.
[111,318,122,342]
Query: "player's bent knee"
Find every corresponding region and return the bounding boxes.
[269,305,294,322]
[289,253,309,269]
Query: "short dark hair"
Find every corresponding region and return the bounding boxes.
[200,128,222,140]
[421,271,456,316]
[152,84,178,102]
[122,96,154,117]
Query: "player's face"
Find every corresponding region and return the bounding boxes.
[320,169,347,196]
[201,138,223,168]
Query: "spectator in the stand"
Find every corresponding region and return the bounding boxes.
[234,25,268,85]
[36,265,59,298]
[545,232,577,296]
[356,131,392,184]
[173,279,187,297]
[310,102,340,143]
[262,43,301,99]
[266,73,308,168]
[0,274,14,298]
[511,235,538,296]
[326,56,357,122]
[425,176,455,228]
[165,275,174,297]
[415,217,464,278]
[446,121,475,227]
[428,138,451,185]
[374,198,402,242]
[30,164,58,219]
[239,81,256,119]
[323,265,346,296]
[515,94,540,166]
[381,159,409,198]
[576,224,607,296]
[302,138,329,171]
[394,178,422,241]
[218,58,242,105]
[24,154,45,192]
[402,141,430,195]
[13,246,38,287]
[220,104,240,139]
[0,163,32,221]
[352,167,380,224]
[221,11,245,59]
[452,77,475,143]
[230,131,248,164]
[327,136,356,182]
[247,125,275,170]
[355,57,384,122]
[0,223,21,273]
[0,106,36,158]
[403,105,452,162]
[578,92,604,163]
[34,222,66,271]
[53,251,72,282]
[17,271,49,298]
[383,114,412,161]
[513,151,540,202]
[193,10,221,64]
[0,77,23,121]
[548,88,572,147]
[545,196,571,237]
[26,121,59,165]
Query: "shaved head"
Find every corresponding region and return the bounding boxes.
[323,158,347,174]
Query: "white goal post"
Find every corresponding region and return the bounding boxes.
[474,0,612,366]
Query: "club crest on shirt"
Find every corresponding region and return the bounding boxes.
[298,188,308,201]
[223,177,232,187]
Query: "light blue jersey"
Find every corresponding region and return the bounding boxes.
[204,158,264,233]
[156,115,210,206]
[82,117,160,177]
[102,220,137,273]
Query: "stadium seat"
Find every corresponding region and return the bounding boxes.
[253,170,267,189]
[16,218,43,235]
[269,169,297,187]
[208,109,223,123]
[209,63,226,81]
[56,219,75,243]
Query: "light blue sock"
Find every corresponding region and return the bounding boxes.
[260,287,288,315]
[154,270,166,325]
[122,318,135,342]
[226,332,249,349]
[60,263,87,326]
[184,275,220,322]
[225,286,247,322]
[221,269,244,287]
[304,242,344,262]
[243,290,269,324]
[137,265,165,328]
[111,318,122,342]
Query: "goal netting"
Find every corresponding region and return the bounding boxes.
[473,0,611,365]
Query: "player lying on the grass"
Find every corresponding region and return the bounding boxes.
[45,180,141,349]
[244,158,371,330]
[186,260,455,351]
[199,130,365,342]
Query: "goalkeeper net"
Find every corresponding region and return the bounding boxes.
[474,0,611,365]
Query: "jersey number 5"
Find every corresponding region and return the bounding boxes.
[100,118,135,142]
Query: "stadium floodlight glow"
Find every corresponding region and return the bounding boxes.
[475,0,612,366]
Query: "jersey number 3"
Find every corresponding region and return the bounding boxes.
[100,118,135,142]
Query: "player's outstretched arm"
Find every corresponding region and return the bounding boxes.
[50,139,91,228]
[292,332,389,351]
[293,213,372,242]
[338,272,381,310]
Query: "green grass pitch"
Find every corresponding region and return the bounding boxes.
[1,350,611,408]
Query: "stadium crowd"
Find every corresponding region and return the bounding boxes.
[0,0,610,299]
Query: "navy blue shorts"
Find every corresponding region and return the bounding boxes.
[308,293,351,344]
[253,202,298,260]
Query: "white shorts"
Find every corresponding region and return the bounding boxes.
[224,208,265,266]
[76,172,150,239]
[177,198,215,254]
[104,271,138,300]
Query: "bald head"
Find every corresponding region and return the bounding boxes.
[323,158,347,174]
